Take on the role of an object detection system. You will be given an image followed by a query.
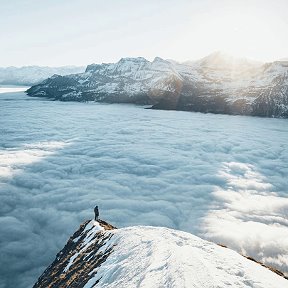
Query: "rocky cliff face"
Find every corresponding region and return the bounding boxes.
[26,53,288,118]
[33,219,288,288]
[33,220,116,288]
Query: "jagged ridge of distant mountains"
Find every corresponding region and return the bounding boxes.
[33,219,288,288]
[26,52,288,118]
[0,66,85,85]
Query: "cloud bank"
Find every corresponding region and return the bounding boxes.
[201,162,288,272]
[0,91,288,287]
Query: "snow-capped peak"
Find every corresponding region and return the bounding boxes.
[153,56,166,62]
[118,57,148,64]
[26,54,288,118]
[33,220,288,288]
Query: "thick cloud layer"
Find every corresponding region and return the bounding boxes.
[0,90,288,287]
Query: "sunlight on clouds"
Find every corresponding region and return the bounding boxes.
[0,141,69,178]
[218,162,273,194]
[201,162,288,273]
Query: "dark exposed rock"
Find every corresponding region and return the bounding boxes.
[33,220,116,288]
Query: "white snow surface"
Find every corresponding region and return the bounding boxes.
[84,225,288,288]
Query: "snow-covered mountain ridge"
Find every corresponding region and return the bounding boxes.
[26,53,288,118]
[0,66,85,85]
[33,219,288,288]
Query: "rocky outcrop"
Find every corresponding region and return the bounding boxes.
[33,220,116,288]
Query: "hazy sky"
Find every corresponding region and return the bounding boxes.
[1,0,288,66]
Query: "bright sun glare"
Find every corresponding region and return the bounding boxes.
[177,3,286,62]
[1,0,288,66]
[219,11,273,59]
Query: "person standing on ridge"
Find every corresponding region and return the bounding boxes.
[94,205,99,221]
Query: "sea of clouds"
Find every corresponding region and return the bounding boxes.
[0,89,288,287]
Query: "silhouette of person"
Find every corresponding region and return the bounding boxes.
[94,205,99,221]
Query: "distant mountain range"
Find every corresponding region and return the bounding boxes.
[26,52,288,118]
[33,219,288,288]
[0,66,85,85]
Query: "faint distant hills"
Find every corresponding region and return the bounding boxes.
[0,66,85,86]
[26,52,288,118]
